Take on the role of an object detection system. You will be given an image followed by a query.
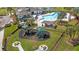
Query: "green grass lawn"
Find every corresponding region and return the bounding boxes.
[4,24,18,38]
[0,8,7,16]
[3,24,18,51]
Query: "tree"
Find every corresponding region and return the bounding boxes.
[58,12,66,19]
[66,24,79,40]
[66,26,75,40]
[54,7,73,12]
[73,7,79,15]
[75,24,79,38]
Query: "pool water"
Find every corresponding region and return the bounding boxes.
[41,12,59,21]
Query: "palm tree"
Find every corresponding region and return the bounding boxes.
[66,26,75,40]
[75,24,79,38]
[65,24,79,40]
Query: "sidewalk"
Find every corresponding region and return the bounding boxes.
[0,29,4,51]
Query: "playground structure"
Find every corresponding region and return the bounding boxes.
[18,21,50,40]
[36,27,50,40]
[19,23,50,40]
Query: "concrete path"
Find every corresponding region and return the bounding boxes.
[0,29,4,51]
[17,44,24,51]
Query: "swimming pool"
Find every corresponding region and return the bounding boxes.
[40,12,59,21]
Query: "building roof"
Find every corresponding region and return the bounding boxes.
[15,7,31,16]
[15,7,54,16]
[0,16,11,28]
[42,21,54,24]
